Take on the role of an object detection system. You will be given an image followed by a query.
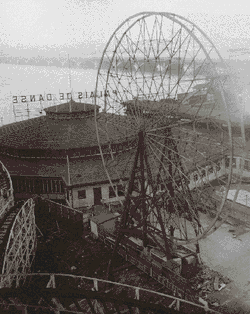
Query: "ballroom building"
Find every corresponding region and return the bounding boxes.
[0,99,249,212]
[0,100,127,210]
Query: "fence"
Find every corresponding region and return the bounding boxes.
[35,197,85,236]
[38,197,83,222]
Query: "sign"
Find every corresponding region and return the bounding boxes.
[12,90,117,103]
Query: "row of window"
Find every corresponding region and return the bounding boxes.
[193,161,222,182]
[15,156,248,199]
[12,177,64,194]
[192,157,250,182]
[77,184,125,200]
[226,157,250,171]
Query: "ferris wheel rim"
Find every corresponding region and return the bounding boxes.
[94,12,236,245]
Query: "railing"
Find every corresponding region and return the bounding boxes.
[0,273,222,313]
[38,197,83,222]
[98,226,199,304]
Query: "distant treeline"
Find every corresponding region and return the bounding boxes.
[0,56,100,69]
[0,56,207,76]
[0,55,249,75]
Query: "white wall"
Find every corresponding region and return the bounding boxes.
[72,186,94,208]
[71,155,250,209]
[72,183,125,209]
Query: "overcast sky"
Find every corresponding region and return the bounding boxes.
[0,0,249,59]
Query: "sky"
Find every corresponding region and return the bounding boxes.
[0,0,249,59]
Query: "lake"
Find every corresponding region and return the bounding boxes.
[0,62,248,125]
[0,64,99,124]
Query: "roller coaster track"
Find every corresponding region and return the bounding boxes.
[0,198,36,288]
[0,273,222,314]
[0,197,224,313]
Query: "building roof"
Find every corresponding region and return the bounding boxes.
[0,117,244,188]
[0,97,248,156]
[90,212,120,225]
[44,100,98,114]
[0,103,135,153]
[0,150,134,186]
[0,98,248,190]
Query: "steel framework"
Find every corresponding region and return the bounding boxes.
[94,12,246,276]
[1,198,37,288]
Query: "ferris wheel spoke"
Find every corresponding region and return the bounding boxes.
[143,18,157,59]
[146,135,223,206]
[173,36,196,99]
[148,133,207,240]
[147,135,192,169]
[146,140,191,198]
[95,12,237,248]
[168,48,204,99]
[151,37,196,103]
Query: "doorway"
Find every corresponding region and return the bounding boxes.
[93,187,102,205]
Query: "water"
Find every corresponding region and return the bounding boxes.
[0,62,248,125]
[0,64,99,124]
[0,63,203,124]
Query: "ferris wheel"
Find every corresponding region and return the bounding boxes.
[94,12,241,262]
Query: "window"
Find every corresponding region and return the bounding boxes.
[78,189,86,199]
[244,160,250,171]
[201,169,206,178]
[232,158,236,168]
[34,179,43,194]
[109,186,116,198]
[208,166,214,175]
[60,181,64,193]
[44,180,49,193]
[117,184,125,196]
[52,180,57,193]
[215,161,221,172]
[207,93,214,102]
[109,185,125,198]
[193,173,199,181]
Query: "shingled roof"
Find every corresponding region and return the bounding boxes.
[0,101,136,153]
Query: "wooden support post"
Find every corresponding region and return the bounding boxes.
[169,299,176,308]
[93,279,98,291]
[176,298,180,311]
[46,274,56,288]
[135,288,139,300]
